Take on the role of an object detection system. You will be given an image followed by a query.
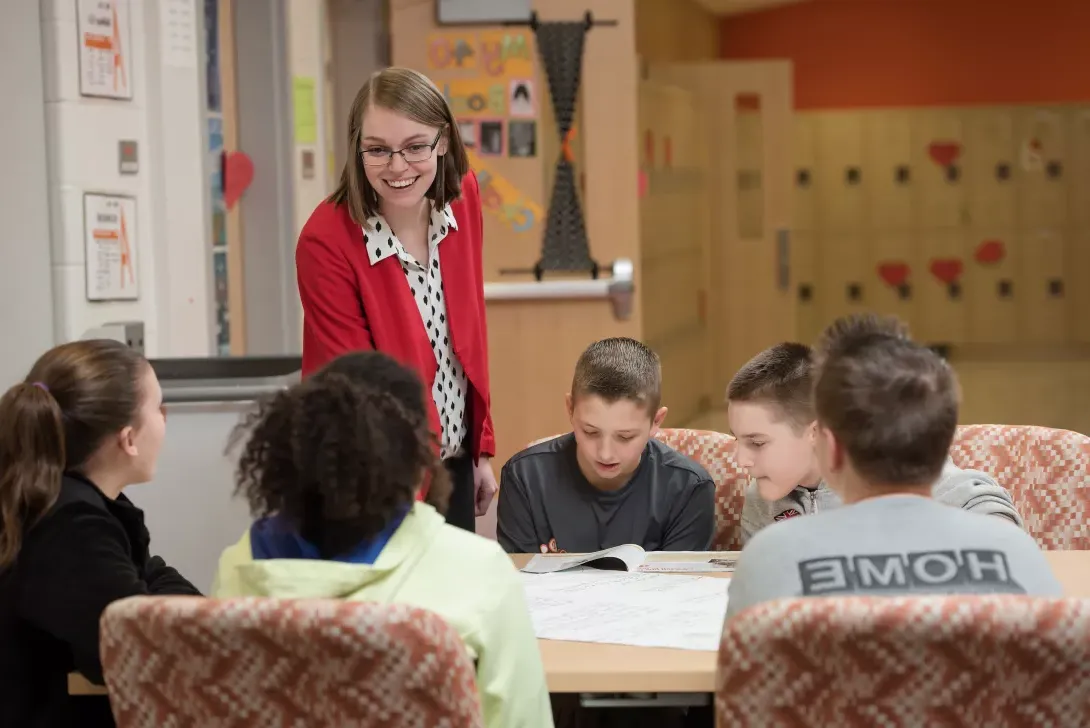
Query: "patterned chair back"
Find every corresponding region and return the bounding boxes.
[100,596,483,728]
[948,424,1090,549]
[718,595,1090,727]
[531,424,1090,551]
[652,428,747,550]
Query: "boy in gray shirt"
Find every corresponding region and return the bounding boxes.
[497,338,715,554]
[726,314,1061,618]
[726,322,1022,545]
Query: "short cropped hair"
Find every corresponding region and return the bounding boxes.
[813,311,909,367]
[813,313,959,486]
[726,343,814,428]
[571,338,661,413]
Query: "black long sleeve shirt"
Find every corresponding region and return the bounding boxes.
[0,473,201,727]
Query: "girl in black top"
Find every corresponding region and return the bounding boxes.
[0,339,200,727]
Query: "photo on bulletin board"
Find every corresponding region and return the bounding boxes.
[508,120,536,158]
[83,193,139,302]
[457,119,478,148]
[509,79,536,118]
[479,120,505,156]
[77,0,133,100]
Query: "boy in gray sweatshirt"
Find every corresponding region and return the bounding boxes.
[725,314,1060,618]
[727,318,1023,546]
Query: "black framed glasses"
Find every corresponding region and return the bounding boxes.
[360,129,443,167]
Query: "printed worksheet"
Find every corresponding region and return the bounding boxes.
[520,571,730,651]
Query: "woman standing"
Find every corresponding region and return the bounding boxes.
[296,67,497,532]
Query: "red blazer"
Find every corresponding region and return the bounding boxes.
[296,171,495,463]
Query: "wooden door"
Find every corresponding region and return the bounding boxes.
[649,60,796,400]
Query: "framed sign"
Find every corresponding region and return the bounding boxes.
[84,193,139,301]
[77,0,133,100]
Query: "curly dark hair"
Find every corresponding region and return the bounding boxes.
[229,351,451,558]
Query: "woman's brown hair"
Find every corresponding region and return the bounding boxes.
[230,350,450,558]
[0,340,148,570]
[326,67,469,226]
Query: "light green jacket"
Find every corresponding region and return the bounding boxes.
[212,502,554,728]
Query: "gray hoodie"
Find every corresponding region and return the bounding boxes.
[739,457,1024,544]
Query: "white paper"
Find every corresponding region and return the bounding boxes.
[161,0,198,69]
[84,193,139,301]
[521,571,729,651]
[78,0,133,99]
[521,544,646,574]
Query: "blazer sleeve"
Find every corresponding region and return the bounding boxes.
[16,504,160,684]
[296,223,373,376]
[466,172,496,459]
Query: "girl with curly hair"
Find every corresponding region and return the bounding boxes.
[212,351,552,728]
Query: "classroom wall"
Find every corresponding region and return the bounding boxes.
[719,0,1090,110]
[40,0,214,357]
[0,2,55,386]
[635,0,718,64]
[720,0,1090,435]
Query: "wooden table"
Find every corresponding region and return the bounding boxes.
[70,550,1090,697]
[523,550,1090,693]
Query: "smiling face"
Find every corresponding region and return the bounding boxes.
[728,400,820,501]
[360,104,447,215]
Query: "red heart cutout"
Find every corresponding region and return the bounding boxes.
[877,262,910,287]
[928,141,961,167]
[224,151,254,210]
[974,240,1005,264]
[929,258,963,285]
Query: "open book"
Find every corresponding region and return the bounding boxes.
[520,545,737,574]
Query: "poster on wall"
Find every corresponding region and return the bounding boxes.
[508,120,536,158]
[509,79,536,118]
[77,0,133,100]
[83,193,139,301]
[466,149,542,233]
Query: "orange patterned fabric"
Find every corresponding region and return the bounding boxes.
[653,428,747,550]
[718,595,1090,728]
[100,596,484,728]
[949,425,1090,549]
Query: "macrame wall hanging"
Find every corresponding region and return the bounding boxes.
[501,12,616,281]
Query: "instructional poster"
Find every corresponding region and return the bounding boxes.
[78,0,132,100]
[84,193,139,301]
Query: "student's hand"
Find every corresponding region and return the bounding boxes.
[473,456,499,517]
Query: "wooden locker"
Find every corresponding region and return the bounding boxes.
[963,109,1017,230]
[814,112,866,231]
[792,230,822,344]
[1015,108,1069,229]
[863,111,913,230]
[1017,228,1068,344]
[914,228,967,345]
[1068,228,1090,344]
[818,231,870,333]
[911,111,966,229]
[1067,107,1090,229]
[869,230,916,329]
[794,114,818,232]
[735,102,765,240]
[964,227,1018,344]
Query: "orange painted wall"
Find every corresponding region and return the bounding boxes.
[720,0,1090,109]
